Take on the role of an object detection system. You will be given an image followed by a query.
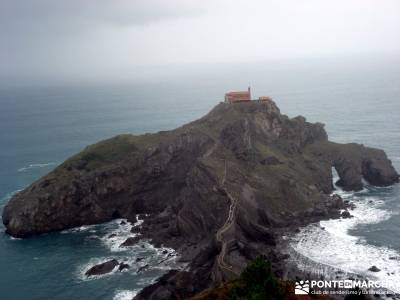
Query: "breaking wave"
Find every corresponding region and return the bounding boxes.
[17,162,58,172]
[0,189,22,203]
[113,290,139,300]
[291,171,400,292]
[0,189,23,223]
[76,217,181,284]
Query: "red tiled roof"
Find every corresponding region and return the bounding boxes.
[225,91,251,102]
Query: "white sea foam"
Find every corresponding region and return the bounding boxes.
[113,290,139,300]
[61,225,94,234]
[0,189,22,202]
[0,189,23,222]
[17,162,57,172]
[99,218,141,252]
[291,172,400,292]
[77,216,181,283]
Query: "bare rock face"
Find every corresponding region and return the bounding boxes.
[2,100,398,299]
[119,237,141,247]
[368,265,381,272]
[85,259,119,277]
[307,142,399,191]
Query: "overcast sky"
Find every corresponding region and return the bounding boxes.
[1,0,400,85]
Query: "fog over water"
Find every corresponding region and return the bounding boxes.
[1,0,400,86]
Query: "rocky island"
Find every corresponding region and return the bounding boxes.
[2,100,398,299]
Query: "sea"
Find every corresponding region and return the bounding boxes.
[0,54,399,299]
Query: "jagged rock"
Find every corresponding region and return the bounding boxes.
[137,264,149,274]
[85,259,119,276]
[368,266,381,272]
[341,210,353,218]
[131,226,141,234]
[135,241,218,299]
[119,236,141,247]
[329,194,345,209]
[118,263,130,272]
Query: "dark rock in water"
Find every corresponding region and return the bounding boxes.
[120,220,127,225]
[368,266,381,272]
[108,233,117,239]
[134,241,219,300]
[136,257,144,262]
[330,194,345,209]
[341,210,353,218]
[131,226,141,234]
[118,263,130,272]
[137,264,149,274]
[85,259,119,276]
[119,236,141,247]
[162,250,168,254]
[389,256,399,260]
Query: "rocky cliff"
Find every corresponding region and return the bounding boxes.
[2,101,398,298]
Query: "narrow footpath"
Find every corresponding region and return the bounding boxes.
[215,160,239,277]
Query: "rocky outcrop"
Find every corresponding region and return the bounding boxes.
[135,241,219,299]
[119,237,141,247]
[118,262,130,272]
[368,265,381,272]
[307,142,399,191]
[85,259,119,276]
[2,100,398,299]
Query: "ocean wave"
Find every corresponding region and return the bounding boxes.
[77,217,180,282]
[78,243,178,281]
[0,189,22,203]
[61,225,95,234]
[99,218,142,253]
[1,189,23,222]
[291,181,400,292]
[17,162,58,172]
[113,290,139,300]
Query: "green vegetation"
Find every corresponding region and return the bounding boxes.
[191,257,332,300]
[227,256,282,300]
[63,134,140,170]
